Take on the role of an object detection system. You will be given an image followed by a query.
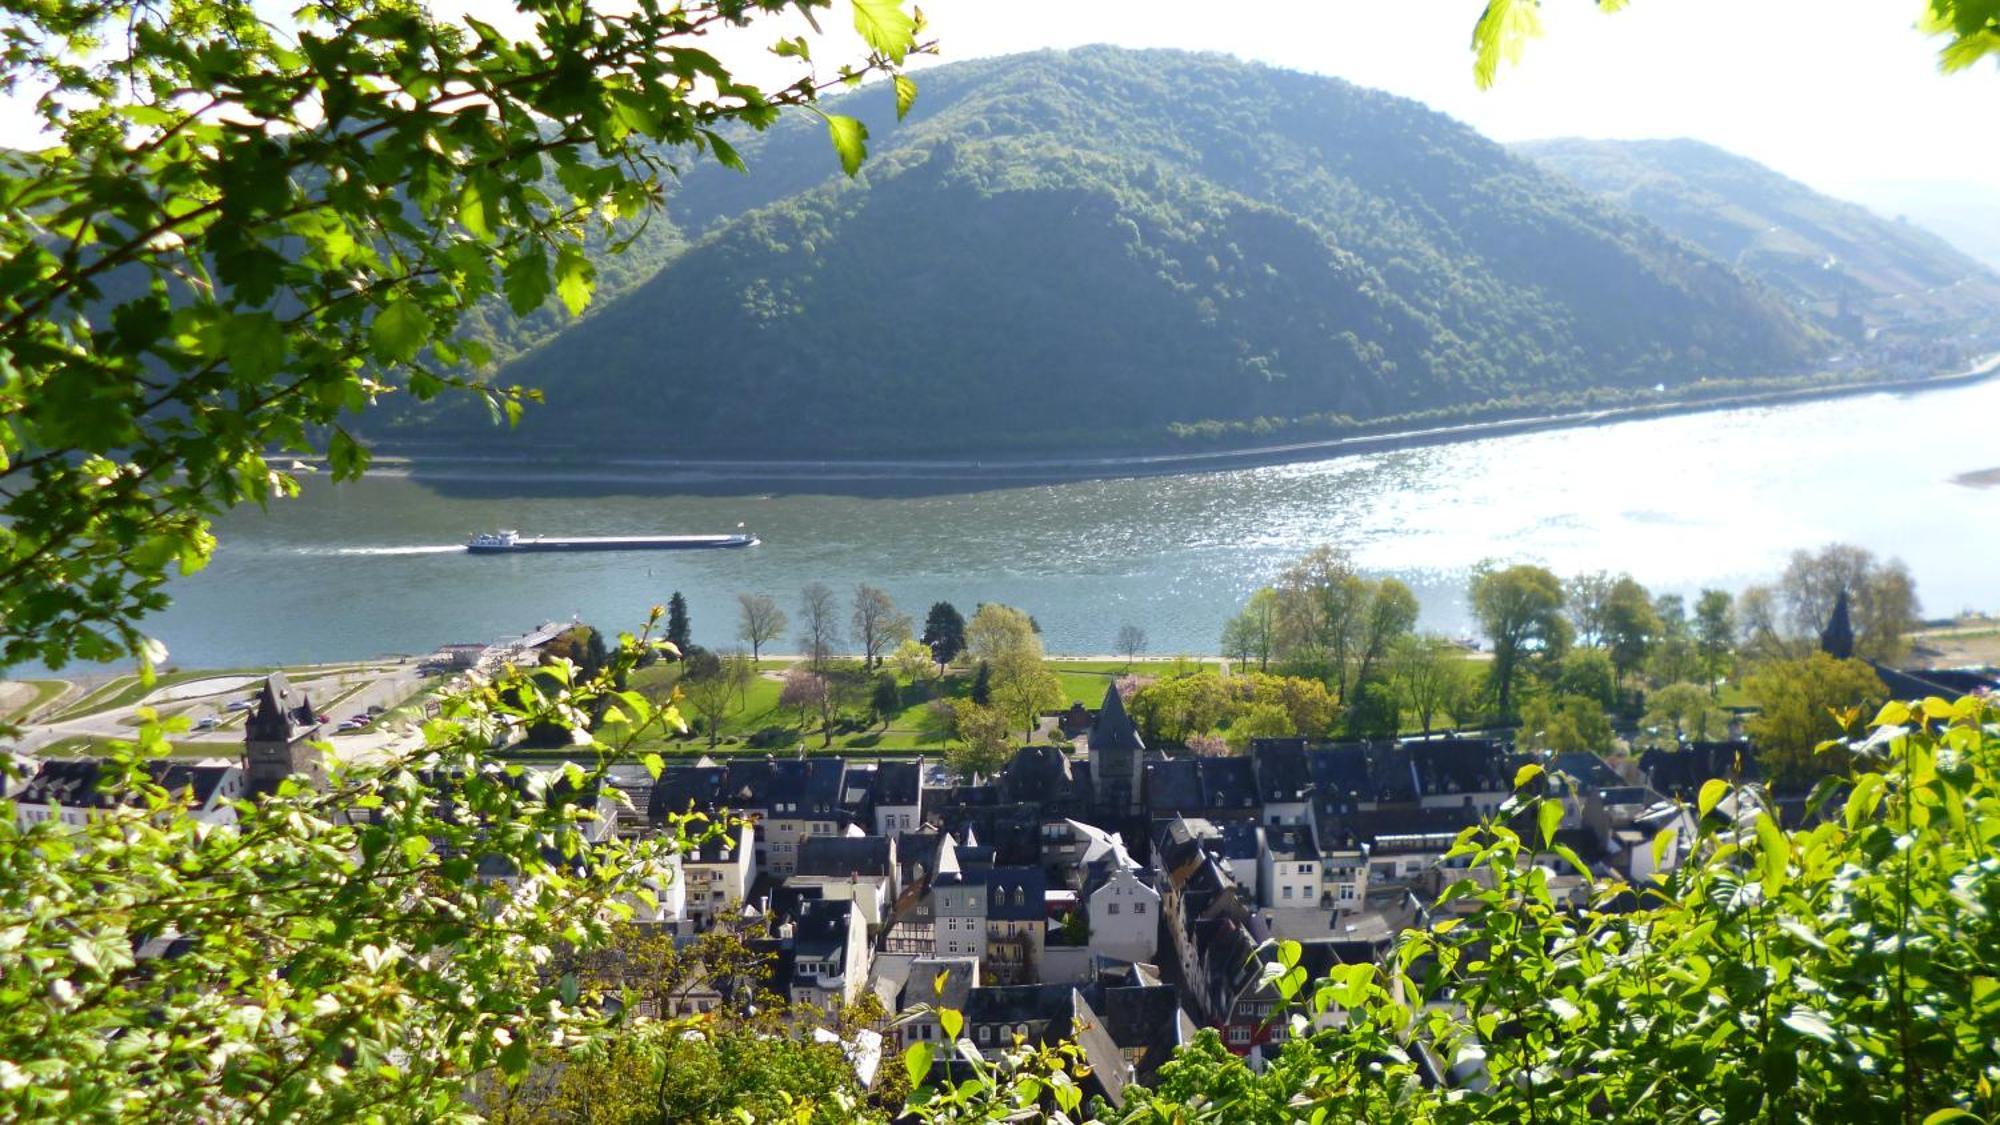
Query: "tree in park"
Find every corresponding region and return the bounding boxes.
[1641,681,1727,747]
[1116,623,1149,667]
[890,636,938,686]
[1565,570,1614,648]
[1554,647,1617,711]
[682,650,751,749]
[1745,652,1888,787]
[1694,587,1737,693]
[990,661,1063,739]
[1392,633,1466,738]
[778,666,829,744]
[1516,692,1614,754]
[921,601,967,668]
[735,593,787,664]
[1220,587,1279,672]
[969,660,992,706]
[945,701,1013,782]
[666,592,693,655]
[0,0,928,678]
[1469,562,1570,716]
[870,671,902,731]
[1601,574,1661,688]
[851,584,912,670]
[795,581,844,671]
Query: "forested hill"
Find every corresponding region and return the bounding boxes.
[443,48,1833,456]
[1515,137,2000,336]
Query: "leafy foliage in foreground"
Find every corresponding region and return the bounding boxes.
[0,621,692,1122]
[909,696,2000,1123]
[0,0,924,672]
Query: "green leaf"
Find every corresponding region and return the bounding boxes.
[893,74,918,120]
[903,1041,932,1090]
[641,752,665,781]
[369,299,433,364]
[825,113,868,177]
[222,312,287,381]
[1698,777,1729,820]
[1920,1111,1981,1125]
[1779,1007,1836,1044]
[1537,797,1563,848]
[1755,812,1789,897]
[1513,762,1544,790]
[700,129,746,173]
[1471,0,1542,89]
[458,177,494,241]
[503,246,551,315]
[554,243,595,317]
[1650,826,1677,871]
[851,0,917,63]
[939,1007,962,1041]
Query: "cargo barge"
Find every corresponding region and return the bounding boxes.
[466,529,759,554]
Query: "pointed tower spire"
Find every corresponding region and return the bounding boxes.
[1088,683,1144,752]
[1820,588,1855,660]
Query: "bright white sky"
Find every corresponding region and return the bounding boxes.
[4,0,1995,201]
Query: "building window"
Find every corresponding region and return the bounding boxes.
[1134,901,1147,915]
[978,1027,991,1045]
[1340,884,1356,901]
[1227,1025,1251,1045]
[1107,903,1119,915]
[1298,863,1312,874]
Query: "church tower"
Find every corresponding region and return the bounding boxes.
[1089,684,1145,817]
[1819,588,1856,661]
[242,673,327,796]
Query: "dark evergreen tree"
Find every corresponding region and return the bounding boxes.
[666,592,692,656]
[970,661,992,706]
[922,601,967,666]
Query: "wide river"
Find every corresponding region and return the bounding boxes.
[146,380,2000,669]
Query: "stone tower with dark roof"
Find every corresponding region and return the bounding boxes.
[1089,684,1145,817]
[1819,589,1856,661]
[242,672,326,796]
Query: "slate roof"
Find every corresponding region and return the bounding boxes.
[1088,685,1144,753]
[1000,743,1079,807]
[1640,740,1758,799]
[1143,760,1202,813]
[1094,984,1186,1076]
[766,758,847,817]
[797,835,895,879]
[872,761,922,807]
[17,759,240,811]
[647,764,728,822]
[245,672,318,742]
[965,983,1073,1028]
[791,898,853,961]
[985,866,1048,921]
[1409,739,1511,796]
[1551,751,1624,789]
[1199,757,1258,811]
[1252,739,1312,802]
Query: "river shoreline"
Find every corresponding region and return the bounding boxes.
[355,355,2000,491]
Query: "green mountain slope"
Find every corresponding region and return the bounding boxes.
[448,48,1834,456]
[1515,137,2000,338]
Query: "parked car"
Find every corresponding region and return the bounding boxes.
[226,700,253,712]
[193,716,220,731]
